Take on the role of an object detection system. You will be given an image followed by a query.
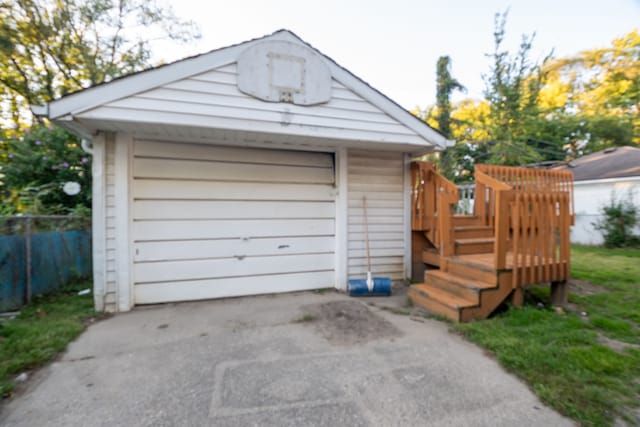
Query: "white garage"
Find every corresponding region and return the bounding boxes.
[40,29,451,312]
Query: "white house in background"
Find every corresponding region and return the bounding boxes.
[553,146,640,245]
[35,30,451,312]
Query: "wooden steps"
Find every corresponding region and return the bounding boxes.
[452,215,482,227]
[422,248,440,267]
[410,214,512,322]
[426,269,495,301]
[409,253,515,323]
[445,255,496,282]
[408,284,476,322]
[453,225,494,239]
[455,237,494,255]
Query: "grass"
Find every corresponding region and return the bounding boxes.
[293,313,317,323]
[456,246,640,427]
[0,284,96,397]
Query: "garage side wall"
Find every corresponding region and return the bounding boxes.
[347,150,406,282]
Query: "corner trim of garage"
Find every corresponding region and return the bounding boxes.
[115,133,133,312]
[335,147,348,291]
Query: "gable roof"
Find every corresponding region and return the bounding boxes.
[38,29,451,150]
[553,146,640,181]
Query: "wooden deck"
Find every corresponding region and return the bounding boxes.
[409,162,574,322]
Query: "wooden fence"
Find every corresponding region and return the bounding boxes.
[0,216,92,312]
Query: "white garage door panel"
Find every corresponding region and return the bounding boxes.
[134,158,334,183]
[132,140,336,304]
[135,236,335,262]
[134,271,335,305]
[135,253,334,283]
[134,219,335,241]
[133,180,336,201]
[135,140,333,167]
[133,200,335,220]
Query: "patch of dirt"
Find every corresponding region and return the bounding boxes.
[568,279,606,297]
[615,406,640,427]
[225,320,257,333]
[596,333,640,354]
[301,300,401,346]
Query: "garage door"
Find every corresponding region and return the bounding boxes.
[131,140,336,304]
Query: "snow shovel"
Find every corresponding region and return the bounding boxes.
[348,196,392,296]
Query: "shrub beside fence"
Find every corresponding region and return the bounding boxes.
[0,216,92,312]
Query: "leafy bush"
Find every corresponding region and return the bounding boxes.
[592,192,640,248]
[0,125,91,214]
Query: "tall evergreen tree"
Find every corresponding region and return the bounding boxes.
[434,56,465,179]
[435,56,465,139]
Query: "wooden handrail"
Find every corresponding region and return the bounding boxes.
[411,161,459,256]
[475,170,512,191]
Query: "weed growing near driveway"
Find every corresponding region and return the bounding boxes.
[293,313,317,323]
[0,284,96,397]
[456,246,640,427]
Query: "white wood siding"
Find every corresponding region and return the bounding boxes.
[78,63,425,146]
[131,140,336,304]
[347,150,406,281]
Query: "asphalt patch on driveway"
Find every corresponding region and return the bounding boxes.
[301,300,401,346]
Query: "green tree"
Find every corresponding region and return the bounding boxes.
[435,56,465,139]
[483,10,550,165]
[1,125,90,213]
[0,0,199,214]
[540,30,640,154]
[0,0,200,124]
[434,56,466,179]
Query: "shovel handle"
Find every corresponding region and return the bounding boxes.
[363,196,371,274]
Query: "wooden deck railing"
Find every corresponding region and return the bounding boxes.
[474,169,511,228]
[475,164,574,224]
[509,192,571,287]
[411,161,458,255]
[480,165,574,287]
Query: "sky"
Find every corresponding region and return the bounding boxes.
[158,0,640,110]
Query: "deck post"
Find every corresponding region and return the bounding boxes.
[411,231,428,282]
[510,287,524,307]
[550,280,568,306]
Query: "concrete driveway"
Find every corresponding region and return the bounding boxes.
[0,291,572,427]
